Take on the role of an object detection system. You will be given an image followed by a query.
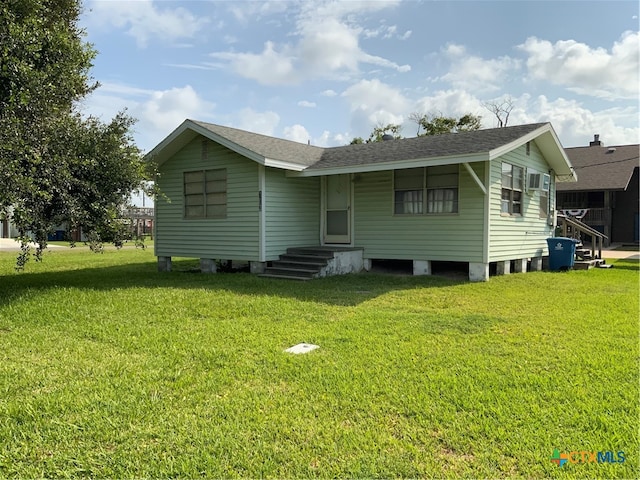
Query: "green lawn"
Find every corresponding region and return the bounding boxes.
[0,248,637,478]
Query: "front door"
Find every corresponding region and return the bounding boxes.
[324,174,351,244]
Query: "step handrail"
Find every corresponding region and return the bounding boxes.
[557,213,608,259]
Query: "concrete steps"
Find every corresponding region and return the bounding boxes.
[259,246,364,280]
[574,243,610,269]
[574,258,607,270]
[260,247,333,281]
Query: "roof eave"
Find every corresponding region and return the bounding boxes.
[145,120,308,171]
[290,153,489,177]
[264,158,308,171]
[144,120,198,166]
[489,123,577,181]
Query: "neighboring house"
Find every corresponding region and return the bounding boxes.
[557,135,639,245]
[1,207,19,239]
[146,120,575,281]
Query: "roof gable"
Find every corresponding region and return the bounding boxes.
[146,119,323,171]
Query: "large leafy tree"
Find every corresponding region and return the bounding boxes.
[0,0,149,267]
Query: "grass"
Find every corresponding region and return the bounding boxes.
[0,248,637,478]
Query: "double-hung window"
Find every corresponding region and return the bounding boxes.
[427,165,459,213]
[394,168,424,214]
[394,166,459,215]
[539,191,549,219]
[501,163,523,215]
[184,169,227,219]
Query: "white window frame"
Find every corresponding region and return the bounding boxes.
[501,163,523,215]
[539,190,549,219]
[394,166,459,215]
[184,168,227,219]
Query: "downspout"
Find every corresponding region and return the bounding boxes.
[319,176,326,246]
[258,165,266,262]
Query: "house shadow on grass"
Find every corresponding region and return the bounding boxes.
[0,258,469,308]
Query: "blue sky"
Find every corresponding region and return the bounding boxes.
[81,0,639,153]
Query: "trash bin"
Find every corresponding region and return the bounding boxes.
[546,237,578,271]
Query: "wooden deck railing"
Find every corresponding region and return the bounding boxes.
[557,213,608,259]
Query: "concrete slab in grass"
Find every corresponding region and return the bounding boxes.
[284,343,319,354]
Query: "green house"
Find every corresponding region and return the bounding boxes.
[147,120,575,281]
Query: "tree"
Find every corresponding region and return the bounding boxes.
[410,112,482,136]
[483,96,514,127]
[349,123,403,145]
[0,0,150,267]
[367,123,403,142]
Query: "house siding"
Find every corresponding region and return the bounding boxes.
[155,138,260,260]
[612,167,639,243]
[488,143,555,261]
[353,162,486,262]
[264,168,320,259]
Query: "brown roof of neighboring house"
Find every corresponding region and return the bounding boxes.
[558,143,639,192]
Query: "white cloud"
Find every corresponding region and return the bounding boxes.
[487,94,638,147]
[82,83,215,151]
[297,100,316,108]
[87,0,209,48]
[363,23,410,40]
[139,85,213,132]
[231,108,280,136]
[331,132,353,145]
[283,124,311,144]
[413,89,485,120]
[321,89,338,97]
[342,79,411,134]
[209,1,409,85]
[228,1,290,24]
[436,43,520,93]
[223,35,238,45]
[211,41,298,86]
[316,130,334,147]
[301,0,401,21]
[519,31,640,100]
[297,18,363,74]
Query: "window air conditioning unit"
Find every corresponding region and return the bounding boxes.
[527,171,550,192]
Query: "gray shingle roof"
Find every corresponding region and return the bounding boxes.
[192,120,549,170]
[191,120,324,167]
[308,122,548,171]
[557,144,639,191]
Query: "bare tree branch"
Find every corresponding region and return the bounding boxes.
[483,96,514,128]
